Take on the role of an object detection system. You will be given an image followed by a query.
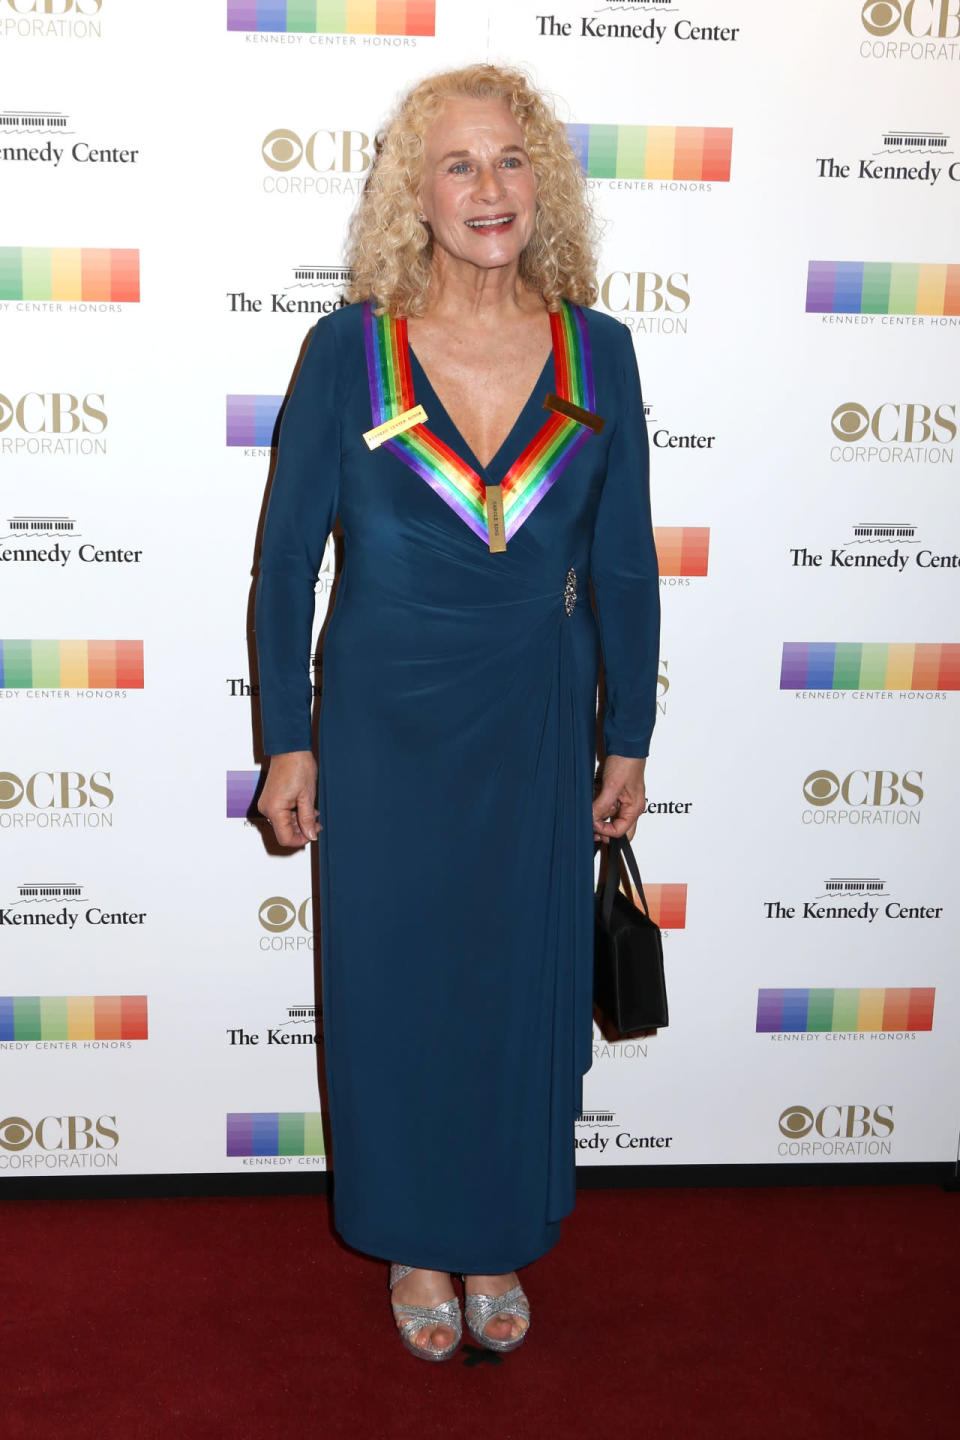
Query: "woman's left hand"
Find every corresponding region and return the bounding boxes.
[592,755,647,843]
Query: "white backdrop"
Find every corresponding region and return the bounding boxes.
[2,0,959,1185]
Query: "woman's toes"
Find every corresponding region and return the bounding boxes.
[486,1313,526,1342]
[403,1321,453,1350]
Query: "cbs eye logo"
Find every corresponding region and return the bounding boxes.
[0,1114,118,1151]
[0,774,23,809]
[862,0,906,32]
[862,0,960,36]
[258,896,312,933]
[831,403,870,441]
[803,771,841,806]
[261,128,374,174]
[0,771,114,809]
[262,129,303,172]
[0,1117,32,1151]
[831,401,957,446]
[803,770,923,807]
[0,393,107,435]
[779,1104,895,1139]
[778,1106,815,1138]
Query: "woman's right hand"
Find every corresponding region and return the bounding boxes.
[257,750,320,848]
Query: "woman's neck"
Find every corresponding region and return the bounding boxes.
[422,253,544,326]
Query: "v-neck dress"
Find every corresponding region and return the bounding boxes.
[255,300,659,1273]
[408,340,552,481]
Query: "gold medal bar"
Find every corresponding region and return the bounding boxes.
[543,393,605,434]
[363,404,428,450]
[485,483,507,553]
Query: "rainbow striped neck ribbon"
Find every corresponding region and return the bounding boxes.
[362,299,599,549]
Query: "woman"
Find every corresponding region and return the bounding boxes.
[255,63,659,1360]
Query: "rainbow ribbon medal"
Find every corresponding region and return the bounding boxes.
[362,300,601,550]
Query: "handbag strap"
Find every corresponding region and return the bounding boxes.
[601,836,652,925]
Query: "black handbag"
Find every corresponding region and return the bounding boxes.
[594,835,669,1035]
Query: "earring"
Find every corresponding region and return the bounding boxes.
[418,212,427,222]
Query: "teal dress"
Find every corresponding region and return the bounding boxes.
[255,300,659,1273]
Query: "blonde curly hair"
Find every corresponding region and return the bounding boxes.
[345,63,598,317]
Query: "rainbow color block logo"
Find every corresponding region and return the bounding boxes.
[227,1112,325,1156]
[757,988,935,1034]
[0,248,139,303]
[806,261,960,316]
[227,1,435,34]
[623,883,686,930]
[0,996,148,1041]
[567,125,732,182]
[227,770,260,818]
[227,395,283,447]
[0,640,144,689]
[780,642,960,691]
[655,528,709,577]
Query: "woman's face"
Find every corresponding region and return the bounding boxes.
[416,97,537,276]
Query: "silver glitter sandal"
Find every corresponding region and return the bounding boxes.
[461,1275,531,1354]
[389,1264,462,1362]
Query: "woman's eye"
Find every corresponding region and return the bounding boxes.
[450,162,471,174]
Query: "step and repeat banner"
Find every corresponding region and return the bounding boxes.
[2,0,959,1185]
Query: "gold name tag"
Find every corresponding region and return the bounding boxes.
[363,404,428,450]
[543,393,605,434]
[485,484,506,553]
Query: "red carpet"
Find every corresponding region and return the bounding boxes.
[5,1185,957,1439]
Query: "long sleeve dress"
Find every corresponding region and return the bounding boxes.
[254,299,659,1274]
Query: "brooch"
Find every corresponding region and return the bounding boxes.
[564,567,577,616]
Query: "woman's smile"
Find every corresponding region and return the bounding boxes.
[464,213,517,232]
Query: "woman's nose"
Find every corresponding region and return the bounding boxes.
[471,162,505,201]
